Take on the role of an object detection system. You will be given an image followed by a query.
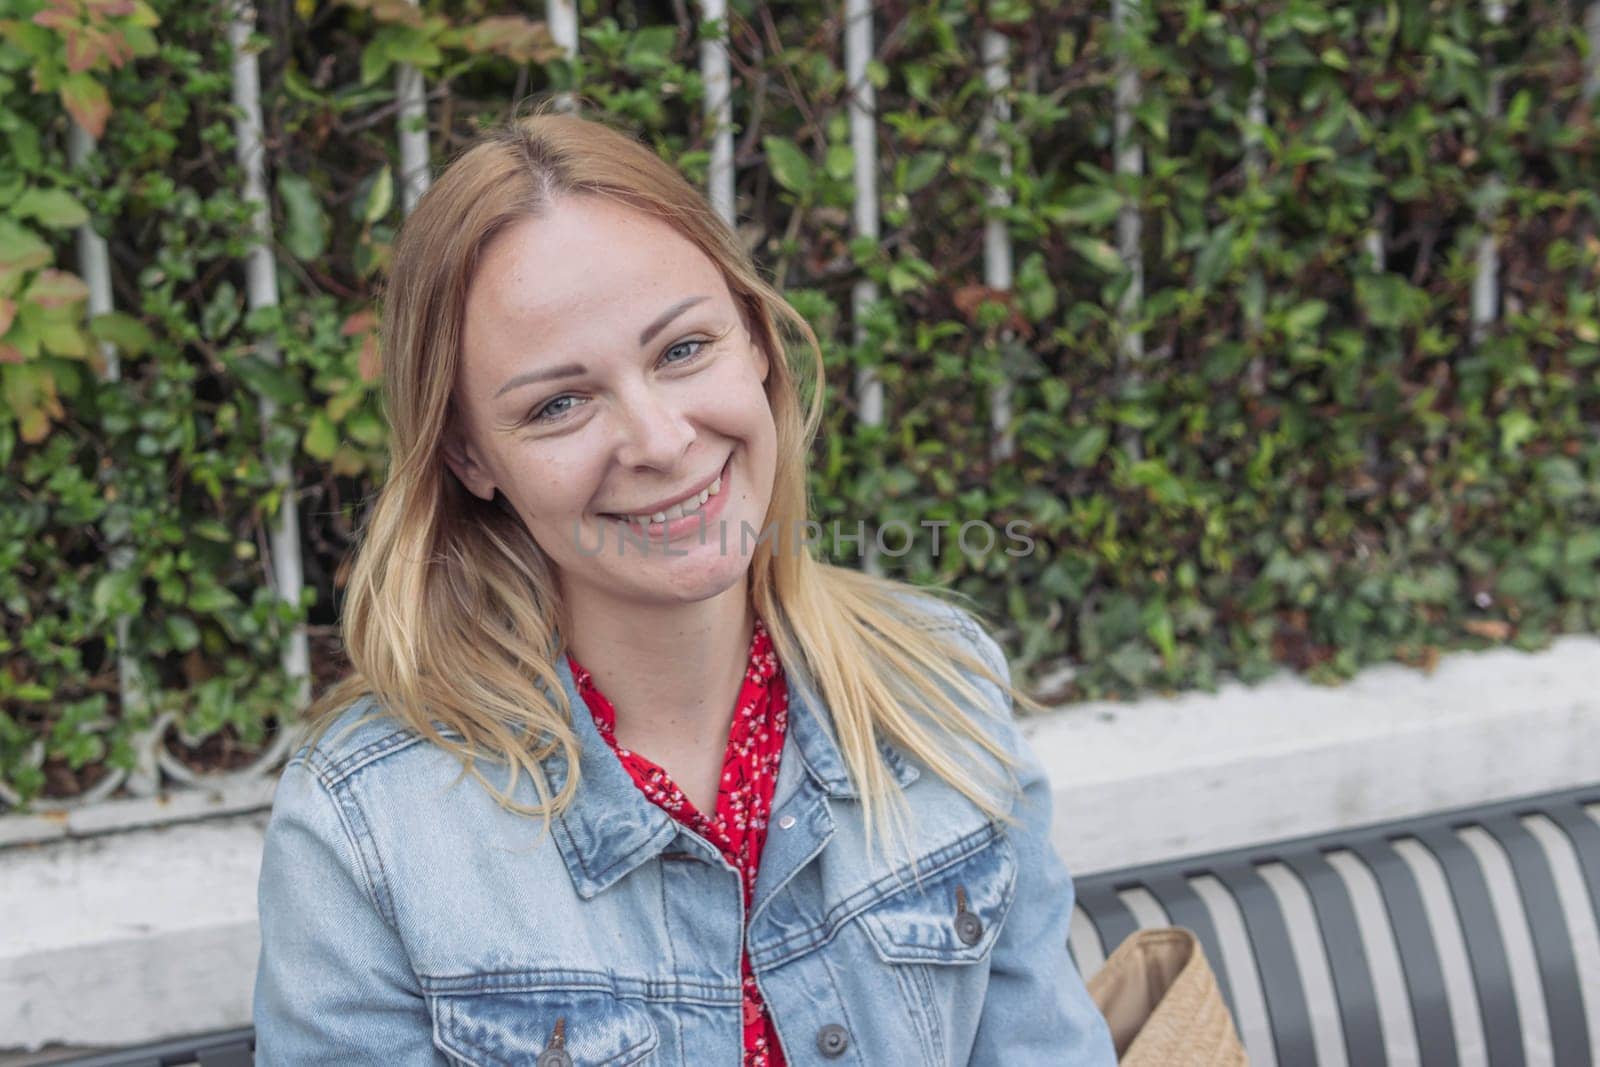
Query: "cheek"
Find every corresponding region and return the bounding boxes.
[711,363,777,431]
[504,447,598,518]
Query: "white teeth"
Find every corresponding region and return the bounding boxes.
[617,466,726,526]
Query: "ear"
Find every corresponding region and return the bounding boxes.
[441,421,498,502]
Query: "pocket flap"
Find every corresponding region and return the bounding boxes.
[858,830,1018,965]
[432,986,658,1066]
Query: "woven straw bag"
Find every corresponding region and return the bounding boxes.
[1086,926,1249,1066]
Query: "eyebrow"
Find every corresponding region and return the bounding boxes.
[639,295,708,347]
[492,295,710,399]
[494,362,585,399]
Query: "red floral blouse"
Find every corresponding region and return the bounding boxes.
[567,616,790,1067]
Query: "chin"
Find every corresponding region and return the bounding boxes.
[630,552,753,606]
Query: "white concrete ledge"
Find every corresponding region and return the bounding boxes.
[0,778,275,850]
[1028,634,1600,875]
[3,636,1598,1051]
[1,814,267,1050]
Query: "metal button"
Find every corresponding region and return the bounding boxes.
[954,885,983,945]
[816,1023,849,1058]
[778,814,796,830]
[538,1016,571,1067]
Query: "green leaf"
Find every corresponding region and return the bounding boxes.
[899,151,945,194]
[91,568,142,621]
[825,144,854,183]
[14,188,88,229]
[1283,299,1328,337]
[165,616,201,652]
[276,174,328,261]
[89,312,154,356]
[304,411,338,459]
[1052,185,1122,227]
[623,25,675,72]
[763,137,814,197]
[1069,236,1124,276]
[0,219,52,279]
[1498,410,1536,456]
[1016,252,1057,322]
[1191,222,1238,289]
[229,353,306,407]
[363,166,393,224]
[1064,425,1108,468]
[201,281,240,341]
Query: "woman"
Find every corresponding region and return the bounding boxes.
[253,107,1115,1066]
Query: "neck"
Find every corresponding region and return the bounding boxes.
[560,581,755,755]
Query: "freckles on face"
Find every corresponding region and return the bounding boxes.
[452,194,779,607]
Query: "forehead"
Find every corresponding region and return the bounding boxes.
[462,195,727,364]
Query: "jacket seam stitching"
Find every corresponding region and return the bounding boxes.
[293,753,402,930]
[749,821,1001,969]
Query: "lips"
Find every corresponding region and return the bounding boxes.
[600,456,731,527]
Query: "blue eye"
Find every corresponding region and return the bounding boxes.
[662,338,708,365]
[529,395,579,423]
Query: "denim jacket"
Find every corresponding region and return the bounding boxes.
[252,600,1116,1065]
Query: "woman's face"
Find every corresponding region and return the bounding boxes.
[445,194,778,615]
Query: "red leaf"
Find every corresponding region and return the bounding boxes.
[28,269,91,309]
[357,333,381,382]
[340,308,378,336]
[60,73,110,138]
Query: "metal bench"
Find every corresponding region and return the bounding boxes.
[1069,783,1600,1066]
[41,784,1600,1066]
[43,1027,254,1067]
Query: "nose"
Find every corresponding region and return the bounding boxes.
[613,380,695,471]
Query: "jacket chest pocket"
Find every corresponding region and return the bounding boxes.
[430,987,658,1067]
[856,828,1018,966]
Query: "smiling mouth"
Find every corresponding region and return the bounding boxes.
[601,457,730,529]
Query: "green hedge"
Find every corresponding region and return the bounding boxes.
[2,0,1597,807]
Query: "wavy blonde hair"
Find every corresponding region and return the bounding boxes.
[301,104,1046,853]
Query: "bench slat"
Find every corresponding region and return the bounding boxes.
[1142,870,1237,1015]
[1213,859,1316,1066]
[1546,802,1600,954]
[1350,838,1459,1067]
[1075,880,1139,961]
[1283,847,1389,1067]
[1481,812,1592,1066]
[1413,825,1524,1066]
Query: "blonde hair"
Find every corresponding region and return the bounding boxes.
[301,103,1046,854]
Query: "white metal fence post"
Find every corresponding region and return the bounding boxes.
[1243,41,1266,394]
[1473,1,1506,344]
[228,2,311,714]
[700,0,735,228]
[1113,0,1145,456]
[845,0,881,575]
[61,123,137,803]
[981,28,1015,463]
[547,0,579,111]
[395,0,430,214]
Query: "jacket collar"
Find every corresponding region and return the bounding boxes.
[544,635,919,899]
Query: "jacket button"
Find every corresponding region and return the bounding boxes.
[816,1022,850,1058]
[955,910,984,945]
[536,1049,572,1067]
